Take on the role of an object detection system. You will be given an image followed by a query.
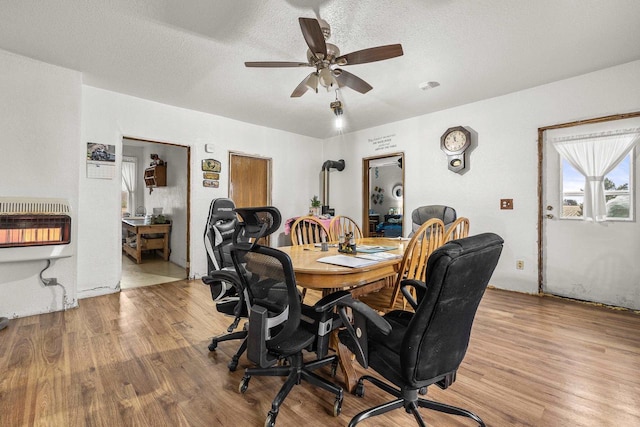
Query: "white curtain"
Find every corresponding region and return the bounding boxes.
[121,157,137,211]
[552,128,640,222]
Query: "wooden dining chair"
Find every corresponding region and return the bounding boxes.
[443,217,470,243]
[358,218,446,313]
[290,216,330,245]
[328,215,363,242]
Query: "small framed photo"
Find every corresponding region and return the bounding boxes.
[202,159,221,172]
[203,180,219,188]
[203,172,219,180]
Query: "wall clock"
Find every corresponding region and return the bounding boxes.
[440,126,471,173]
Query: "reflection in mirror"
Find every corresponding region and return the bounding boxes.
[364,154,404,237]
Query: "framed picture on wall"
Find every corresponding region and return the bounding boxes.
[202,159,221,172]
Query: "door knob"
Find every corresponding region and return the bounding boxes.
[546,214,554,219]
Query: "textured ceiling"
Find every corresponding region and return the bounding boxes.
[1,0,639,139]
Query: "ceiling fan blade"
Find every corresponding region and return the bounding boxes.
[334,69,373,94]
[299,17,327,60]
[291,72,318,97]
[245,61,310,68]
[336,44,403,66]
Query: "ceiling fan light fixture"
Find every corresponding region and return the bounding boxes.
[245,17,403,97]
[319,67,337,89]
[306,73,319,92]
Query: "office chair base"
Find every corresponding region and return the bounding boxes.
[349,375,485,427]
[208,332,248,372]
[241,353,344,425]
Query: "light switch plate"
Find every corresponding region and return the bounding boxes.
[500,199,513,210]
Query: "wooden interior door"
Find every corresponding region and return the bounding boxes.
[229,152,272,243]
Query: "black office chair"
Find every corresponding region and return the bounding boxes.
[408,205,457,237]
[201,198,247,371]
[231,206,362,427]
[338,233,503,426]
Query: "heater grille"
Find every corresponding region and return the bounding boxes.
[0,197,71,216]
[0,197,72,251]
[0,215,71,247]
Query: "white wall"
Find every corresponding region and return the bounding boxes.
[78,87,323,299]
[0,50,82,317]
[324,60,640,307]
[3,46,638,316]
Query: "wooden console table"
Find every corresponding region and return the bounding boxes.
[122,218,171,264]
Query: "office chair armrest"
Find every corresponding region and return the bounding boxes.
[313,290,352,312]
[247,304,279,368]
[201,270,241,287]
[335,296,392,369]
[314,290,391,336]
[400,279,427,310]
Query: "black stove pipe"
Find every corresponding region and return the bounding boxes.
[321,159,345,214]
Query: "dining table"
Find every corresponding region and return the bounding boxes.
[278,237,409,392]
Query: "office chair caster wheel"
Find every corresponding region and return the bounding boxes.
[354,381,365,398]
[264,411,277,427]
[333,396,343,417]
[239,376,250,394]
[418,386,427,395]
[208,339,218,351]
[228,356,239,371]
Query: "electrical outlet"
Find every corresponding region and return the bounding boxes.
[516,260,524,270]
[500,199,513,210]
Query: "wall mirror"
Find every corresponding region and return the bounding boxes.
[362,153,404,237]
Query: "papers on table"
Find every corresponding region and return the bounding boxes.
[355,245,396,253]
[317,255,378,268]
[355,252,402,261]
[317,251,402,268]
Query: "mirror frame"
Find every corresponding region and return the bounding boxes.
[362,152,405,237]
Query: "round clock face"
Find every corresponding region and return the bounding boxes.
[444,130,468,152]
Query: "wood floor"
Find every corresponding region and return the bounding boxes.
[1,281,639,426]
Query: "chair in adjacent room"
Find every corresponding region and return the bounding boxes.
[200,198,247,371]
[290,215,330,245]
[329,215,363,241]
[443,216,470,243]
[358,218,445,313]
[232,206,350,426]
[408,205,457,237]
[339,233,504,426]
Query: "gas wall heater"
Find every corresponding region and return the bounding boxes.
[0,197,73,263]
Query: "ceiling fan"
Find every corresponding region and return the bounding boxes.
[245,17,403,97]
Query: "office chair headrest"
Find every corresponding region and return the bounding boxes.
[208,198,236,221]
[234,206,282,242]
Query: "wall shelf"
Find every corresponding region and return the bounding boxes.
[144,164,166,192]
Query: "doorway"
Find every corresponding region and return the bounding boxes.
[362,153,404,237]
[538,112,640,309]
[120,137,190,288]
[229,152,272,243]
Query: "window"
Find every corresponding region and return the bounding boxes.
[561,151,633,220]
[121,157,137,216]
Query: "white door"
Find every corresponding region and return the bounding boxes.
[542,116,640,310]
